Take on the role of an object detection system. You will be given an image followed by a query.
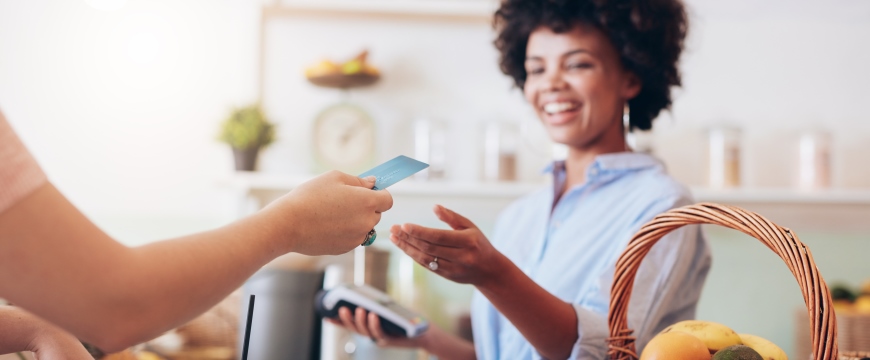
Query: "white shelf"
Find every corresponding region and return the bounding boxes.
[223,172,870,205]
[691,187,870,205]
[223,172,870,230]
[222,171,544,198]
[263,0,498,21]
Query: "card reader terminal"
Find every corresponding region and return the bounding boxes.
[315,284,429,338]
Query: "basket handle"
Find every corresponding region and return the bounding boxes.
[606,203,838,360]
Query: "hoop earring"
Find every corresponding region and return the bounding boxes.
[623,104,635,151]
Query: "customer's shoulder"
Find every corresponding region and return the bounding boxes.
[623,160,694,208]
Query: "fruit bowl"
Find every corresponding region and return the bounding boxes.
[304,49,381,89]
[306,72,380,89]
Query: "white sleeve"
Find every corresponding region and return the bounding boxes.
[558,196,712,359]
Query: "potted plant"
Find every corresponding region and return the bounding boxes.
[218,104,275,171]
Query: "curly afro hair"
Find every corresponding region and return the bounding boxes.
[494,0,687,131]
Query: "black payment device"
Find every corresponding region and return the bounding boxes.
[315,284,429,338]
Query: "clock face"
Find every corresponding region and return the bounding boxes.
[312,103,376,173]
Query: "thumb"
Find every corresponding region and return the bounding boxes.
[357,175,377,189]
[434,205,475,230]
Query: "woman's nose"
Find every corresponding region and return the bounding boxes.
[540,69,568,93]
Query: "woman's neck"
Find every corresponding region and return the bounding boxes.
[559,133,629,198]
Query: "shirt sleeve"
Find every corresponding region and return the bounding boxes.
[562,193,712,359]
[0,110,48,214]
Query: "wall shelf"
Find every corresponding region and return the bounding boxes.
[223,172,870,205]
[223,172,870,231]
[263,0,497,21]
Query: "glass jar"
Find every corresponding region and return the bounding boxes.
[483,121,519,182]
[707,126,741,188]
[798,130,832,190]
[413,118,448,180]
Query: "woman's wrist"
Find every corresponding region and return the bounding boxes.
[250,200,301,258]
[474,251,515,291]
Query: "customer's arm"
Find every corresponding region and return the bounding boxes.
[0,171,392,353]
[392,199,711,360]
[390,205,579,360]
[0,306,92,359]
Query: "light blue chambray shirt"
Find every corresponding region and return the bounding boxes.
[470,152,711,360]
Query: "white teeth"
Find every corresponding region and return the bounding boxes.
[543,102,576,114]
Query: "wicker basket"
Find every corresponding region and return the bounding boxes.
[797,310,870,359]
[605,203,844,360]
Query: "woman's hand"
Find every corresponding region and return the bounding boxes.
[327,307,426,349]
[0,306,92,359]
[327,305,476,360]
[261,171,393,256]
[389,205,508,287]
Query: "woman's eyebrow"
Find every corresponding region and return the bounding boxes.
[525,49,591,62]
[562,49,591,57]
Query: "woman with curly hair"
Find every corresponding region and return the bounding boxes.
[334,0,711,359]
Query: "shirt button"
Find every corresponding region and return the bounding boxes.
[553,221,561,228]
[589,168,599,177]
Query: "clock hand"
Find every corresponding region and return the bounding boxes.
[340,121,366,146]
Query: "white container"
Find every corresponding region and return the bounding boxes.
[707,126,742,189]
[483,121,519,182]
[798,130,832,190]
[413,118,448,180]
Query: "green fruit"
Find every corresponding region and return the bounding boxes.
[341,59,363,74]
[712,345,763,360]
[831,283,857,302]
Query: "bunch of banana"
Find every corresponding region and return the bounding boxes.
[304,50,380,79]
[643,320,788,360]
[660,320,742,353]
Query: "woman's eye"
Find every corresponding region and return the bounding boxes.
[568,62,592,70]
[526,67,545,75]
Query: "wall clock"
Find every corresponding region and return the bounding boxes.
[312,102,376,174]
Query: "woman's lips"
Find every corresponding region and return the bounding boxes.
[542,101,580,126]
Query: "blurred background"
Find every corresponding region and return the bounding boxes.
[1,0,870,359]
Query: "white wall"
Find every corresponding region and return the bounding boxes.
[658,0,870,189]
[4,0,868,245]
[0,0,261,244]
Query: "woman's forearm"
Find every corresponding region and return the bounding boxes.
[420,325,476,360]
[476,254,578,360]
[0,184,292,352]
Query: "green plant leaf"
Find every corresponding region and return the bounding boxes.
[217,104,276,150]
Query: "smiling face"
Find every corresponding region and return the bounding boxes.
[524,24,641,151]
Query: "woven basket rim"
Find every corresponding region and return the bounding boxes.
[606,202,839,360]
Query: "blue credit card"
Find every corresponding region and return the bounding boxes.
[359,155,429,190]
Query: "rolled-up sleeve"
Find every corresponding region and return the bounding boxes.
[561,195,712,359]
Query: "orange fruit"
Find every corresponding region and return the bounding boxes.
[641,331,712,360]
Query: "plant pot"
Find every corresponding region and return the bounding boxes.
[232,147,259,171]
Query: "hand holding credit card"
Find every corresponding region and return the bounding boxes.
[358,155,429,246]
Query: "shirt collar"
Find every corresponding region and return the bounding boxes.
[542,152,663,179]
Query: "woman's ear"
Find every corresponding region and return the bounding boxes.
[622,72,642,100]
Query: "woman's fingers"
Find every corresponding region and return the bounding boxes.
[391,232,464,261]
[390,234,453,271]
[354,307,374,338]
[338,306,372,338]
[338,307,359,333]
[367,312,388,342]
[433,205,476,230]
[398,224,465,247]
